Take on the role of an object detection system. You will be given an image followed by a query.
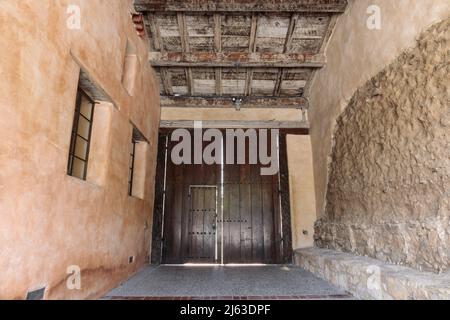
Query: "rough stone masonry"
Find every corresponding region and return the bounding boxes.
[315,18,450,274]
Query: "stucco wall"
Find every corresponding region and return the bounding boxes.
[287,135,316,249]
[0,0,160,299]
[315,19,449,273]
[309,0,450,217]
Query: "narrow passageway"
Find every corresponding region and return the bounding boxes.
[105,265,352,300]
[1,0,448,302]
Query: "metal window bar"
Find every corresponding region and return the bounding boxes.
[128,139,137,196]
[67,89,95,180]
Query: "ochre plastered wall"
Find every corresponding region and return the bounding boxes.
[287,135,316,249]
[0,0,160,299]
[309,0,450,217]
[316,19,449,273]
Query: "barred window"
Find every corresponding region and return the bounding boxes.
[128,127,148,199]
[128,136,137,196]
[67,89,95,180]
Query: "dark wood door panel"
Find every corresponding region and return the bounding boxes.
[222,181,280,264]
[187,187,217,263]
[158,129,288,265]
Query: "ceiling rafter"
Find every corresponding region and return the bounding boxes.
[137,0,348,108]
[147,13,162,51]
[214,14,223,96]
[160,67,173,96]
[176,13,194,96]
[244,14,259,96]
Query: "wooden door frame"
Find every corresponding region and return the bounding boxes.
[151,129,297,264]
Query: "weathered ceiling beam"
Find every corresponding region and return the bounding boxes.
[135,0,348,13]
[177,13,190,53]
[185,68,194,95]
[273,14,299,97]
[284,14,299,53]
[160,120,309,130]
[249,14,259,53]
[213,14,222,53]
[160,67,173,95]
[244,69,254,96]
[161,96,307,109]
[215,68,222,96]
[274,68,286,96]
[147,13,162,51]
[244,14,258,96]
[149,52,325,68]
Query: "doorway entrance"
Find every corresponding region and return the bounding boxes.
[151,129,293,265]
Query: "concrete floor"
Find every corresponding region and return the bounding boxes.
[106,265,351,299]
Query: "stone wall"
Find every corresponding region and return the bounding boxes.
[0,0,160,299]
[309,0,450,219]
[315,19,449,273]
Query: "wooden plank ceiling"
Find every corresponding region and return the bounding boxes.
[135,0,348,109]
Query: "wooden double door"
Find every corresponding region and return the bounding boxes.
[154,130,290,264]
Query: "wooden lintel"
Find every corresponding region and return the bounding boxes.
[160,120,310,130]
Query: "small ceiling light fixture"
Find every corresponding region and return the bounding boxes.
[232,97,243,111]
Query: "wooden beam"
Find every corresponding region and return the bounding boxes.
[160,67,173,96]
[148,13,162,51]
[160,120,309,129]
[213,14,223,96]
[177,13,190,53]
[284,14,299,54]
[161,96,307,109]
[244,69,253,96]
[214,14,222,53]
[215,68,222,96]
[274,14,298,98]
[185,68,194,95]
[135,0,348,13]
[273,69,286,96]
[149,52,326,68]
[249,14,259,53]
